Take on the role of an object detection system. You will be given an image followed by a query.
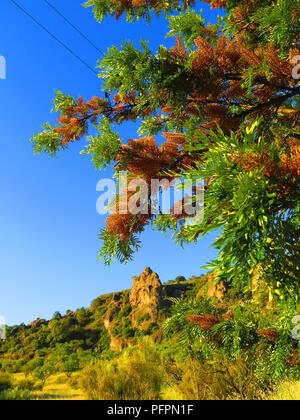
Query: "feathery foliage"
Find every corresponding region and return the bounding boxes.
[31,0,300,298]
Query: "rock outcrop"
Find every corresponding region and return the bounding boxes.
[196,271,228,300]
[130,267,164,308]
[102,267,228,351]
[129,267,166,327]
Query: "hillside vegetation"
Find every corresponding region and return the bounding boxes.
[0,268,299,400]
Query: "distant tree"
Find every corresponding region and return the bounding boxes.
[49,318,73,343]
[61,354,80,378]
[32,360,56,389]
[97,326,111,353]
[0,373,12,392]
[55,343,74,361]
[75,308,90,326]
[24,357,44,378]
[175,276,187,283]
[53,312,62,321]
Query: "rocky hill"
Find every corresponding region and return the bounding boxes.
[95,267,202,350]
[0,268,226,362]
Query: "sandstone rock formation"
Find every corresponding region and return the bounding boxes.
[130,267,164,308]
[129,267,166,327]
[196,271,228,300]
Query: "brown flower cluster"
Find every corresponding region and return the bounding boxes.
[54,31,299,148]
[106,211,151,241]
[49,8,299,246]
[286,350,300,367]
[55,96,109,145]
[111,0,196,20]
[116,133,187,181]
[187,315,222,330]
[256,329,279,342]
[202,0,227,8]
[105,132,195,240]
[164,33,299,134]
[105,181,152,241]
[232,139,300,192]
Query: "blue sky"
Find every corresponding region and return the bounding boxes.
[0,0,221,325]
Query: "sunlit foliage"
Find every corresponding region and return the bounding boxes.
[31,1,300,298]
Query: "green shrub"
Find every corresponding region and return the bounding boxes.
[145,322,158,335]
[67,374,80,389]
[76,308,90,326]
[111,318,137,339]
[136,313,151,326]
[24,357,44,377]
[175,276,187,283]
[33,381,43,391]
[122,290,130,304]
[61,354,80,377]
[32,360,56,388]
[0,388,32,400]
[16,379,35,391]
[97,326,111,352]
[80,344,164,400]
[174,358,262,400]
[116,304,132,321]
[0,373,12,392]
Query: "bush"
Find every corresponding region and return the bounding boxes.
[111,319,137,339]
[145,322,158,335]
[116,304,132,320]
[173,358,262,400]
[97,327,111,353]
[175,276,187,283]
[61,355,80,377]
[76,308,90,326]
[33,381,43,391]
[0,373,12,392]
[136,313,150,326]
[67,374,80,389]
[32,360,56,388]
[24,357,44,377]
[80,344,164,400]
[16,379,36,391]
[0,388,32,400]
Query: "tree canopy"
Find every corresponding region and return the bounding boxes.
[31,0,300,299]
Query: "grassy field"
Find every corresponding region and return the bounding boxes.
[14,372,85,400]
[13,371,300,400]
[265,381,300,401]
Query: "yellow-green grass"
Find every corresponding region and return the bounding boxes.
[265,381,300,400]
[13,373,300,400]
[14,373,85,401]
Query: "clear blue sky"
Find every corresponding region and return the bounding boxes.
[0,0,221,325]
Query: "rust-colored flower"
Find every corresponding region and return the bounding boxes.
[286,349,299,367]
[257,329,279,342]
[188,314,222,330]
